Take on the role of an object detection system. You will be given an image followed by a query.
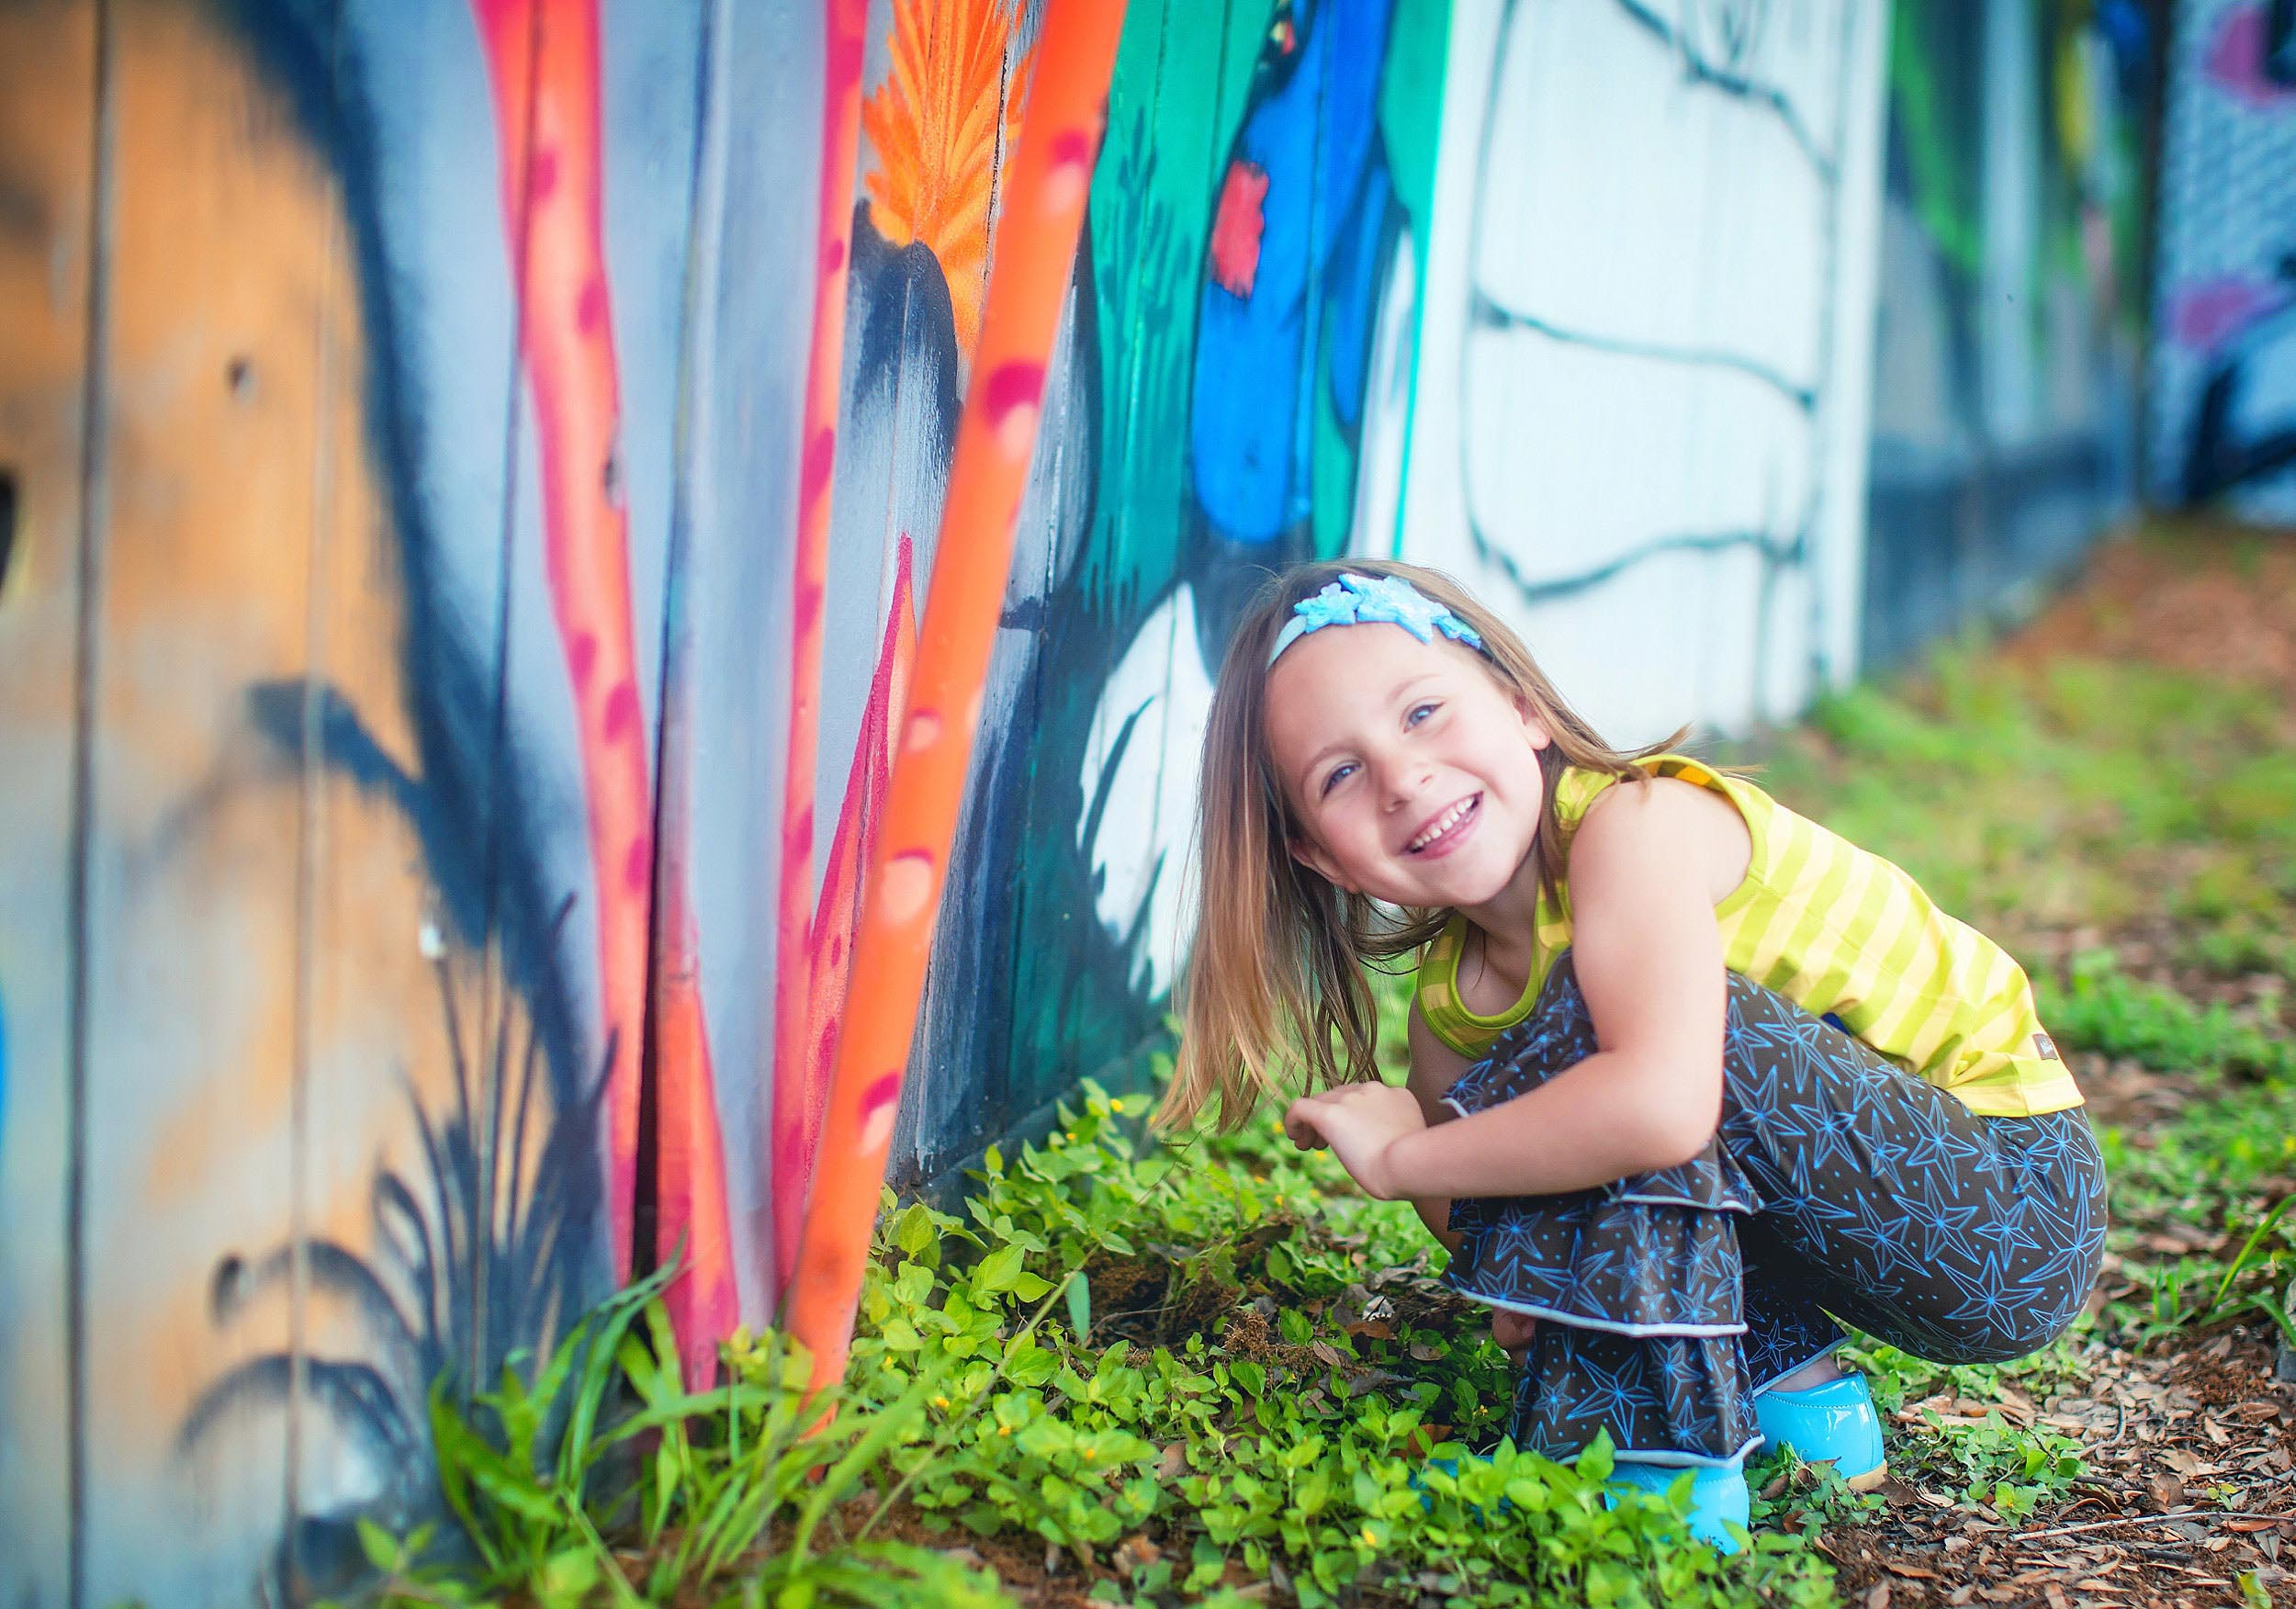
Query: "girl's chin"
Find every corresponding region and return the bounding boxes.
[1381,860,1514,910]
[1424,850,1540,912]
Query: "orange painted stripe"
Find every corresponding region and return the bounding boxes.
[470,0,658,1278]
[783,0,1129,1393]
[771,0,871,1303]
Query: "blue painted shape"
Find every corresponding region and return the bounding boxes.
[1188,0,1399,546]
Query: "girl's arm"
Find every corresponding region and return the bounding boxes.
[1401,1004,1471,1253]
[1287,779,1741,1199]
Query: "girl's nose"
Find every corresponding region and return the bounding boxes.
[1381,759,1430,810]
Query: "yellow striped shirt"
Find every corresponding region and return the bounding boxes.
[1413,755,2082,1118]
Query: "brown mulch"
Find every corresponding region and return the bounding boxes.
[1819,521,2296,1606]
[1819,1327,2296,1608]
[1998,521,2296,710]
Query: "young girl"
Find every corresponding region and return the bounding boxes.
[1162,561,2106,1548]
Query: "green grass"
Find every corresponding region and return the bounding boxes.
[1750,645,2296,936]
[341,624,2296,1606]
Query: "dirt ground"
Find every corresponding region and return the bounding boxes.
[1824,523,2296,1609]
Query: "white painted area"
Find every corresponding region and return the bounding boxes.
[1980,0,2042,443]
[1351,227,1420,557]
[1079,584,1217,997]
[1461,329,1816,582]
[1815,0,1889,697]
[1640,0,1849,141]
[1471,0,1829,391]
[1394,0,1888,741]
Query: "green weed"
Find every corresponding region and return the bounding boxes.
[2040,951,2293,1080]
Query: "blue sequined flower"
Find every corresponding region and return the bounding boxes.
[1268,573,1485,665]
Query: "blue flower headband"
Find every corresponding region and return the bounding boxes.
[1267,572,1485,667]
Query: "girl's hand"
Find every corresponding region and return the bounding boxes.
[1282,1083,1426,1199]
[1492,1309,1536,1365]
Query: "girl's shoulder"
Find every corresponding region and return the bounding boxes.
[1559,752,1759,836]
[1566,757,1762,906]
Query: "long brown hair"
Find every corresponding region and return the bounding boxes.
[1156,558,1686,1133]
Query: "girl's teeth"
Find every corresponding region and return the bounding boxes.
[1412,799,1471,850]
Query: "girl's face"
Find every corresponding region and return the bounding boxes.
[1265,622,1551,912]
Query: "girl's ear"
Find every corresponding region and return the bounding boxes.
[1289,836,1356,894]
[1513,695,1554,751]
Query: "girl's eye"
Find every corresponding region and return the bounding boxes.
[1320,761,1357,797]
[1405,702,1438,727]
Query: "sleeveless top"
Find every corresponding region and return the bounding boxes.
[1412,755,2083,1119]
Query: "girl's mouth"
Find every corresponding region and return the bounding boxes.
[1405,793,1481,856]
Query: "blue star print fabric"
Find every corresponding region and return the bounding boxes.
[1442,959,2108,1468]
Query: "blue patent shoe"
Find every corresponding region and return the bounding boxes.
[1606,1459,1750,1553]
[1754,1373,1887,1490]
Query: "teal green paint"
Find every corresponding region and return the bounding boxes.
[1888,0,1985,277]
[1377,0,1450,283]
[1086,0,1272,626]
[1377,0,1451,557]
[1311,334,1355,559]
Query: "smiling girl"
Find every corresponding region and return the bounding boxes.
[1160,561,2106,1548]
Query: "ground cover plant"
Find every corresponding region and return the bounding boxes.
[351,526,2296,1608]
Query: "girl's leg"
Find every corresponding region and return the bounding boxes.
[1443,962,1766,1469]
[1711,971,2109,1364]
[1507,1325,1759,1467]
[1445,956,2105,1473]
[1739,1226,1851,1389]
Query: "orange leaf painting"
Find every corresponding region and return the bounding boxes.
[861,0,1036,359]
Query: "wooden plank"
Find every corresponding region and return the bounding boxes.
[456,0,719,1361]
[764,0,865,1306]
[252,0,673,1578]
[270,3,528,1590]
[72,2,335,1597]
[820,0,1030,1182]
[999,0,1268,1131]
[639,0,745,1379]
[785,0,1131,1392]
[0,2,99,1602]
[684,0,822,1321]
[896,0,1084,1179]
[937,0,1189,1162]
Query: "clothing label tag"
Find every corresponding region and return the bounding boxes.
[2032,1032,2060,1062]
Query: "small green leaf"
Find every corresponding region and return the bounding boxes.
[895,1203,936,1257]
[355,1518,400,1572]
[1066,1272,1092,1338]
[975,1244,1025,1293]
[1007,1346,1058,1388]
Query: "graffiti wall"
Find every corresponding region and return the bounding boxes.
[2149,0,2296,519]
[0,0,790,1599]
[0,0,2151,1603]
[0,0,1461,1596]
[1862,0,2152,670]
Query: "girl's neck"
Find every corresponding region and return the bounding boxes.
[1458,841,1548,963]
